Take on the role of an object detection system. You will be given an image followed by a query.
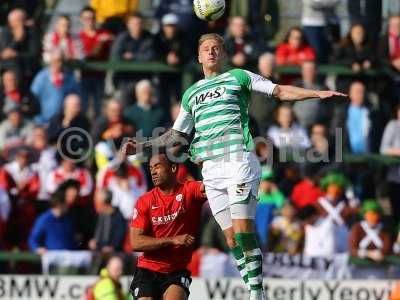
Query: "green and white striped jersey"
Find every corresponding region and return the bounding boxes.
[173,68,277,162]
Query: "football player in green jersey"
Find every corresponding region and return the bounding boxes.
[123,33,346,300]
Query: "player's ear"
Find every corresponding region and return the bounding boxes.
[198,54,202,64]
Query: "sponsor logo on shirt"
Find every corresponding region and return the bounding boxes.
[152,211,180,225]
[195,87,226,105]
[151,205,186,225]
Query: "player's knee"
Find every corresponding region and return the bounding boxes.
[231,218,254,233]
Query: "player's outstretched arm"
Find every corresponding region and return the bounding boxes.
[273,85,347,101]
[121,129,189,156]
[130,228,195,251]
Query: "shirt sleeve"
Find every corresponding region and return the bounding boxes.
[129,197,150,231]
[190,181,207,204]
[172,106,194,134]
[244,70,277,97]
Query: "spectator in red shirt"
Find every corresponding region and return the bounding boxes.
[0,147,40,249]
[129,153,207,300]
[275,27,316,66]
[0,147,40,201]
[45,157,93,205]
[42,15,83,64]
[28,126,57,206]
[290,164,323,208]
[381,16,400,70]
[78,6,113,115]
[97,159,147,220]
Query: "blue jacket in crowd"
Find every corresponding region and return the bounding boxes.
[28,209,76,251]
[30,68,81,125]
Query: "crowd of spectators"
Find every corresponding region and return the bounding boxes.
[0,0,400,278]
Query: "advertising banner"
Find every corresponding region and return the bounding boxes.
[0,276,397,300]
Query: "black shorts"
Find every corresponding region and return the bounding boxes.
[130,267,192,299]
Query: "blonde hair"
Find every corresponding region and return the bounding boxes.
[198,33,225,50]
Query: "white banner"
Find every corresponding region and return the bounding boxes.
[0,276,398,300]
[263,253,351,279]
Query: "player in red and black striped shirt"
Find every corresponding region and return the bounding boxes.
[129,154,207,300]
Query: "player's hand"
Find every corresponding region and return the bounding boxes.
[120,138,137,156]
[316,90,347,99]
[171,234,195,247]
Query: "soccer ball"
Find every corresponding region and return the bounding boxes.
[193,0,226,21]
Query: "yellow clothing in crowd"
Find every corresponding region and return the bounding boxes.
[90,0,139,23]
[93,269,128,300]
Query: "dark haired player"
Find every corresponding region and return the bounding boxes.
[129,154,206,300]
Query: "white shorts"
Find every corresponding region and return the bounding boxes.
[202,152,261,230]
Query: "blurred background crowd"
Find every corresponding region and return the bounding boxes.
[0,0,400,281]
